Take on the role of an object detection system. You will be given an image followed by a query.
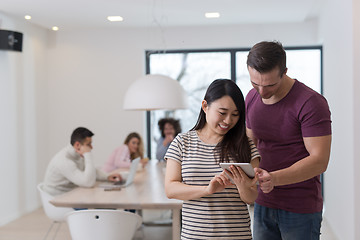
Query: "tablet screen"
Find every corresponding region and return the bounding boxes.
[219,163,255,178]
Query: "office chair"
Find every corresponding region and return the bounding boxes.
[37,183,73,240]
[66,209,142,240]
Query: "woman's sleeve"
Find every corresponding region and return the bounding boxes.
[102,145,132,171]
[115,145,132,168]
[102,147,118,173]
[249,138,261,161]
[164,135,183,164]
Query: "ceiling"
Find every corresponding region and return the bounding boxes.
[0,0,323,31]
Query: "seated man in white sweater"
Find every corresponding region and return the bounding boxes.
[43,127,122,196]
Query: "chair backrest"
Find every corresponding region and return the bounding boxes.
[37,182,73,222]
[66,209,142,240]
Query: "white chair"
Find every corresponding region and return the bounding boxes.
[66,209,142,240]
[37,183,73,240]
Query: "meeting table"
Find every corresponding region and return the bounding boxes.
[50,159,183,240]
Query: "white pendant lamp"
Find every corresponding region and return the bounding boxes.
[123,74,188,111]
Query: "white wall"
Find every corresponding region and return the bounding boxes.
[42,9,360,238]
[353,1,360,238]
[45,20,319,168]
[0,12,48,225]
[0,12,321,226]
[319,0,359,239]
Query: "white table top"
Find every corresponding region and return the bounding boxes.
[50,160,182,209]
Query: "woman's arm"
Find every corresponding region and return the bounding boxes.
[114,145,131,168]
[226,165,258,204]
[102,145,131,172]
[165,159,231,200]
[102,148,118,173]
[250,157,260,168]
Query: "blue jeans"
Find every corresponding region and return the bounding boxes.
[253,203,322,240]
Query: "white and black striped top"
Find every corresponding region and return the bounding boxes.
[165,130,260,240]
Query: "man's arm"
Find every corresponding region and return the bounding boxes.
[273,135,331,185]
[60,152,97,187]
[256,135,331,193]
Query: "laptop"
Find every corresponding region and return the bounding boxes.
[99,157,141,189]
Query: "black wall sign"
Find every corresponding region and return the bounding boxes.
[0,30,23,52]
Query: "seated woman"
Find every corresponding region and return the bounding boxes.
[102,132,145,173]
[156,118,181,161]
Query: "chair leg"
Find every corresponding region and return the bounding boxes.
[52,222,62,240]
[42,221,62,240]
[43,221,55,240]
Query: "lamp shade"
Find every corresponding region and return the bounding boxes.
[123,74,188,110]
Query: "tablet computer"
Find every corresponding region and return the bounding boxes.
[219,163,255,178]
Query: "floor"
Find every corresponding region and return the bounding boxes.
[0,207,337,240]
[0,208,172,240]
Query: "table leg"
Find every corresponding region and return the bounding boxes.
[172,209,181,240]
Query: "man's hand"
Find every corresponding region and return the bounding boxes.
[254,167,274,193]
[107,173,122,182]
[79,145,92,155]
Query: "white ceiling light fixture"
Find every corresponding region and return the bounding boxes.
[24,15,32,20]
[107,16,124,22]
[123,74,188,111]
[52,26,59,31]
[205,12,220,18]
[123,4,188,112]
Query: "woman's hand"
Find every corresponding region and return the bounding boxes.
[206,172,232,195]
[226,165,257,190]
[163,134,175,146]
[225,165,258,204]
[140,157,149,168]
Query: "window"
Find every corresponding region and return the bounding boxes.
[146,47,322,159]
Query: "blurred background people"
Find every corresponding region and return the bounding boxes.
[43,127,121,196]
[102,132,146,173]
[156,118,181,161]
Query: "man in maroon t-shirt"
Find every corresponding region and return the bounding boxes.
[245,41,332,240]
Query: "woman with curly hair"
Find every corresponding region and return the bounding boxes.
[156,118,181,161]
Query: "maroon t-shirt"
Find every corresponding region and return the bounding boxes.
[245,80,332,213]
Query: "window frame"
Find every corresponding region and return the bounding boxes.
[145,46,323,156]
[145,45,323,195]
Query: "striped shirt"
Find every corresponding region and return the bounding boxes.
[165,130,260,240]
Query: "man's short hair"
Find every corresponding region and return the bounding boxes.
[247,40,287,77]
[70,127,94,145]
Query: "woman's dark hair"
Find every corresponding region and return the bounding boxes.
[70,127,94,145]
[158,118,182,138]
[191,79,251,163]
[124,132,144,159]
[247,40,287,77]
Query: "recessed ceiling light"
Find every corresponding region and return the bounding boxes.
[205,12,220,18]
[24,15,32,20]
[107,16,124,22]
[52,26,59,31]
